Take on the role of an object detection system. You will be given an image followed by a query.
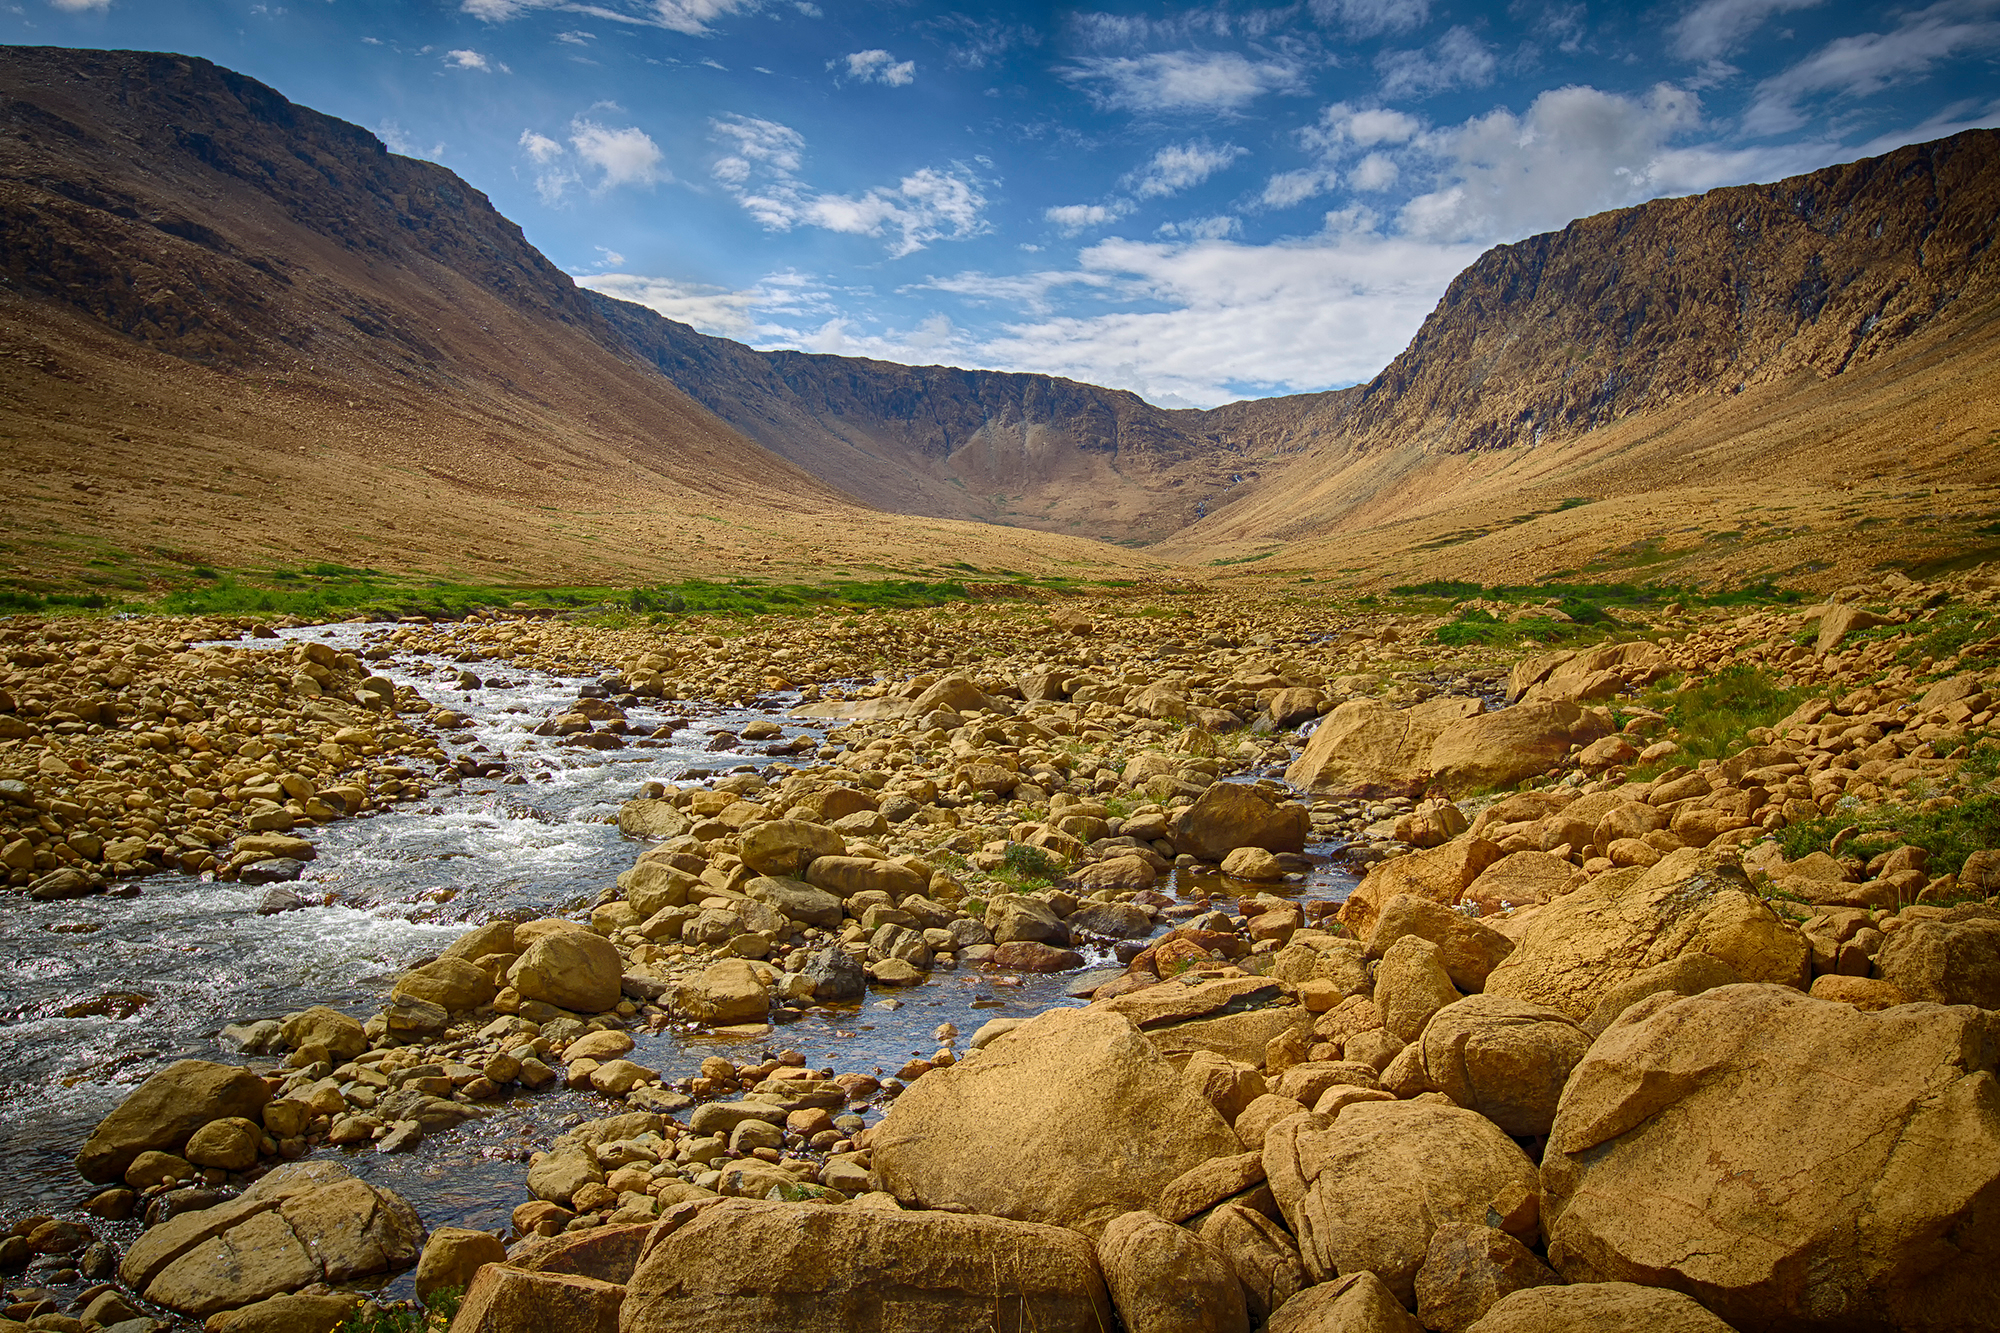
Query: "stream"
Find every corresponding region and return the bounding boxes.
[0,620,1359,1257]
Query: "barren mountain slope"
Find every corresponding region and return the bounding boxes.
[0,46,1158,589]
[592,295,1273,544]
[1167,130,2000,588]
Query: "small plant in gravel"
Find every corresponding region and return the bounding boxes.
[1777,791,2000,878]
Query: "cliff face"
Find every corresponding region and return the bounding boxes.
[1190,130,2000,468]
[592,294,1271,543]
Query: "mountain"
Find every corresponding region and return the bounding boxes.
[1168,129,2000,587]
[0,45,1156,591]
[591,299,1274,545]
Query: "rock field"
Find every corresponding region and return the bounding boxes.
[3,566,1999,1332]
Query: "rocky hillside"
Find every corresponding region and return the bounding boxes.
[593,296,1272,544]
[0,46,1152,587]
[1196,129,2000,462]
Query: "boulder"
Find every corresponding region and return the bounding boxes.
[1461,851,1576,915]
[871,1006,1240,1236]
[1414,1222,1560,1333]
[801,946,865,1002]
[1263,1100,1540,1305]
[1198,1202,1308,1323]
[986,893,1071,945]
[509,929,623,1014]
[1365,895,1515,992]
[1098,1210,1248,1333]
[620,1198,1113,1332]
[806,855,927,901]
[123,1162,422,1317]
[1874,916,2000,1008]
[1580,953,1742,1037]
[278,1007,367,1063]
[1374,936,1460,1042]
[1543,984,2000,1331]
[1266,1272,1425,1333]
[184,1117,261,1171]
[670,960,770,1026]
[617,799,689,841]
[392,956,495,1013]
[740,875,844,929]
[1465,1283,1741,1333]
[1172,784,1309,861]
[1181,1050,1269,1124]
[205,1291,358,1332]
[1339,838,1504,940]
[1427,700,1613,795]
[413,1226,506,1300]
[1284,696,1484,796]
[451,1264,624,1333]
[1418,995,1592,1138]
[76,1060,272,1184]
[1481,849,1810,1022]
[738,819,845,878]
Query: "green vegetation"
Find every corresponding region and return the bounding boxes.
[1209,550,1276,566]
[0,559,1119,623]
[335,1286,461,1333]
[1777,791,2000,878]
[993,842,1063,889]
[1387,578,1802,651]
[1638,665,1810,771]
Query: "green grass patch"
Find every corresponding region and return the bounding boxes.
[1777,791,2000,877]
[992,842,1063,889]
[1638,665,1810,770]
[1208,551,1276,566]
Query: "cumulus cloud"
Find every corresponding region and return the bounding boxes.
[1351,152,1401,190]
[1743,0,2000,135]
[570,119,669,187]
[517,118,667,202]
[1064,50,1305,112]
[578,273,767,338]
[1304,102,1424,152]
[1309,0,1431,37]
[51,0,113,11]
[1398,83,1707,242]
[1671,0,1824,62]
[377,122,446,161]
[841,49,916,85]
[710,114,988,257]
[1377,26,1497,98]
[519,129,564,163]
[446,49,494,70]
[1046,202,1130,234]
[961,224,1485,405]
[1126,140,1247,198]
[1261,168,1339,207]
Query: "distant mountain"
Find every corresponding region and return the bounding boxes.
[1173,129,2000,572]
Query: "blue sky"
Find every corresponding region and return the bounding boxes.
[11,1,2000,405]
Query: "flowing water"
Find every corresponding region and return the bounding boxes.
[0,621,1358,1254]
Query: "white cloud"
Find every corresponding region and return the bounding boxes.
[1376,26,1497,98]
[446,48,493,70]
[1064,50,1305,112]
[1310,0,1431,37]
[1158,215,1241,240]
[580,273,767,338]
[1351,152,1401,190]
[558,29,595,44]
[1046,202,1129,234]
[1126,140,1247,198]
[1743,0,2000,135]
[461,0,766,34]
[1398,83,1710,242]
[709,115,988,256]
[51,0,113,11]
[570,119,668,187]
[1304,102,1424,153]
[843,48,916,86]
[519,129,564,163]
[961,223,1484,406]
[1261,168,1338,207]
[1670,0,1824,62]
[377,121,446,161]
